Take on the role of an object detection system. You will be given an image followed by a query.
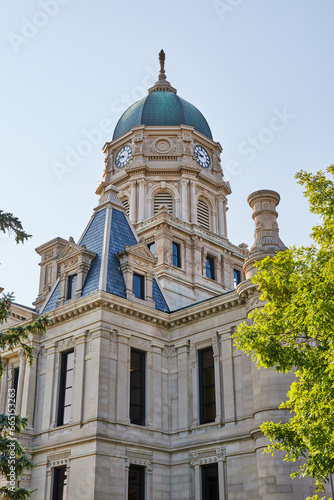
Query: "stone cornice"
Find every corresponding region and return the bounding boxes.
[45,288,246,330]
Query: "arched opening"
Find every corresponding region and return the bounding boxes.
[197,199,210,230]
[153,192,173,215]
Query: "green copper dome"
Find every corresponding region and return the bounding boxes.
[113,91,213,141]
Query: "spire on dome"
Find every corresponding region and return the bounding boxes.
[148,50,177,94]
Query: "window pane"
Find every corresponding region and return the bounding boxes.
[63,405,71,425]
[199,348,216,424]
[130,349,145,426]
[206,256,215,280]
[133,273,145,300]
[57,350,74,426]
[67,274,77,299]
[52,466,67,500]
[234,269,241,288]
[128,465,145,500]
[172,242,181,267]
[202,463,219,500]
[147,242,155,255]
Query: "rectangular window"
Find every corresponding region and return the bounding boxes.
[13,367,19,397]
[130,349,145,426]
[57,350,74,426]
[233,269,241,289]
[133,273,145,300]
[202,463,219,500]
[147,241,155,255]
[128,465,145,500]
[199,347,216,424]
[172,242,181,268]
[206,255,215,280]
[67,274,77,299]
[52,466,67,500]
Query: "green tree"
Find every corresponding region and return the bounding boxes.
[0,212,50,499]
[233,165,334,500]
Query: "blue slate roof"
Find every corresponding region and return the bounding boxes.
[42,207,170,313]
[106,209,136,299]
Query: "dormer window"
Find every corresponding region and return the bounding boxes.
[133,273,145,300]
[67,274,77,300]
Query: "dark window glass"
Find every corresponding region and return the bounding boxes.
[206,256,215,280]
[52,466,67,500]
[130,349,145,425]
[199,348,216,424]
[13,367,19,397]
[57,350,74,426]
[202,463,219,500]
[172,242,181,268]
[133,273,145,300]
[147,242,155,255]
[67,274,77,299]
[234,269,241,289]
[128,465,145,500]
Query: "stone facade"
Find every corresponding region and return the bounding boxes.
[1,54,328,499]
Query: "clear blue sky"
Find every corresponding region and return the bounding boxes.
[1,0,333,306]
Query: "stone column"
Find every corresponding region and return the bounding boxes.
[193,464,201,500]
[223,201,228,238]
[116,333,131,423]
[138,179,146,221]
[21,348,39,425]
[0,360,9,413]
[212,210,217,234]
[15,350,26,414]
[180,178,189,221]
[130,181,137,223]
[212,335,222,424]
[219,329,236,424]
[217,198,225,236]
[190,181,197,223]
[146,464,152,500]
[124,461,130,499]
[151,343,163,429]
[176,341,189,430]
[190,345,199,427]
[218,460,225,500]
[42,343,57,429]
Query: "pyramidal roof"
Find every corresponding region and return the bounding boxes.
[42,185,169,314]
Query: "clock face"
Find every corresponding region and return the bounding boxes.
[115,145,132,168]
[194,145,210,168]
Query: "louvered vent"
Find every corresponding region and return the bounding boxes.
[154,192,173,215]
[121,198,130,216]
[197,200,210,230]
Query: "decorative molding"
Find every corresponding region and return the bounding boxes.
[189,446,225,467]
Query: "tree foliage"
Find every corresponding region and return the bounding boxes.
[0,212,50,499]
[0,212,31,245]
[233,165,334,499]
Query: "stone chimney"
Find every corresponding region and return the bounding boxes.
[243,189,287,279]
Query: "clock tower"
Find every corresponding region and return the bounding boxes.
[96,50,248,309]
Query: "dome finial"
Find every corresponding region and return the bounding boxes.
[158,49,167,81]
[148,50,177,94]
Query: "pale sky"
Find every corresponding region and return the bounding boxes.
[1,0,334,306]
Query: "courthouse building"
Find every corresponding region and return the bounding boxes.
[1,52,325,499]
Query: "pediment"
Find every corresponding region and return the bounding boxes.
[116,241,157,265]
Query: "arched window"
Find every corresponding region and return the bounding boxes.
[197,199,210,230]
[153,192,173,215]
[121,198,130,216]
